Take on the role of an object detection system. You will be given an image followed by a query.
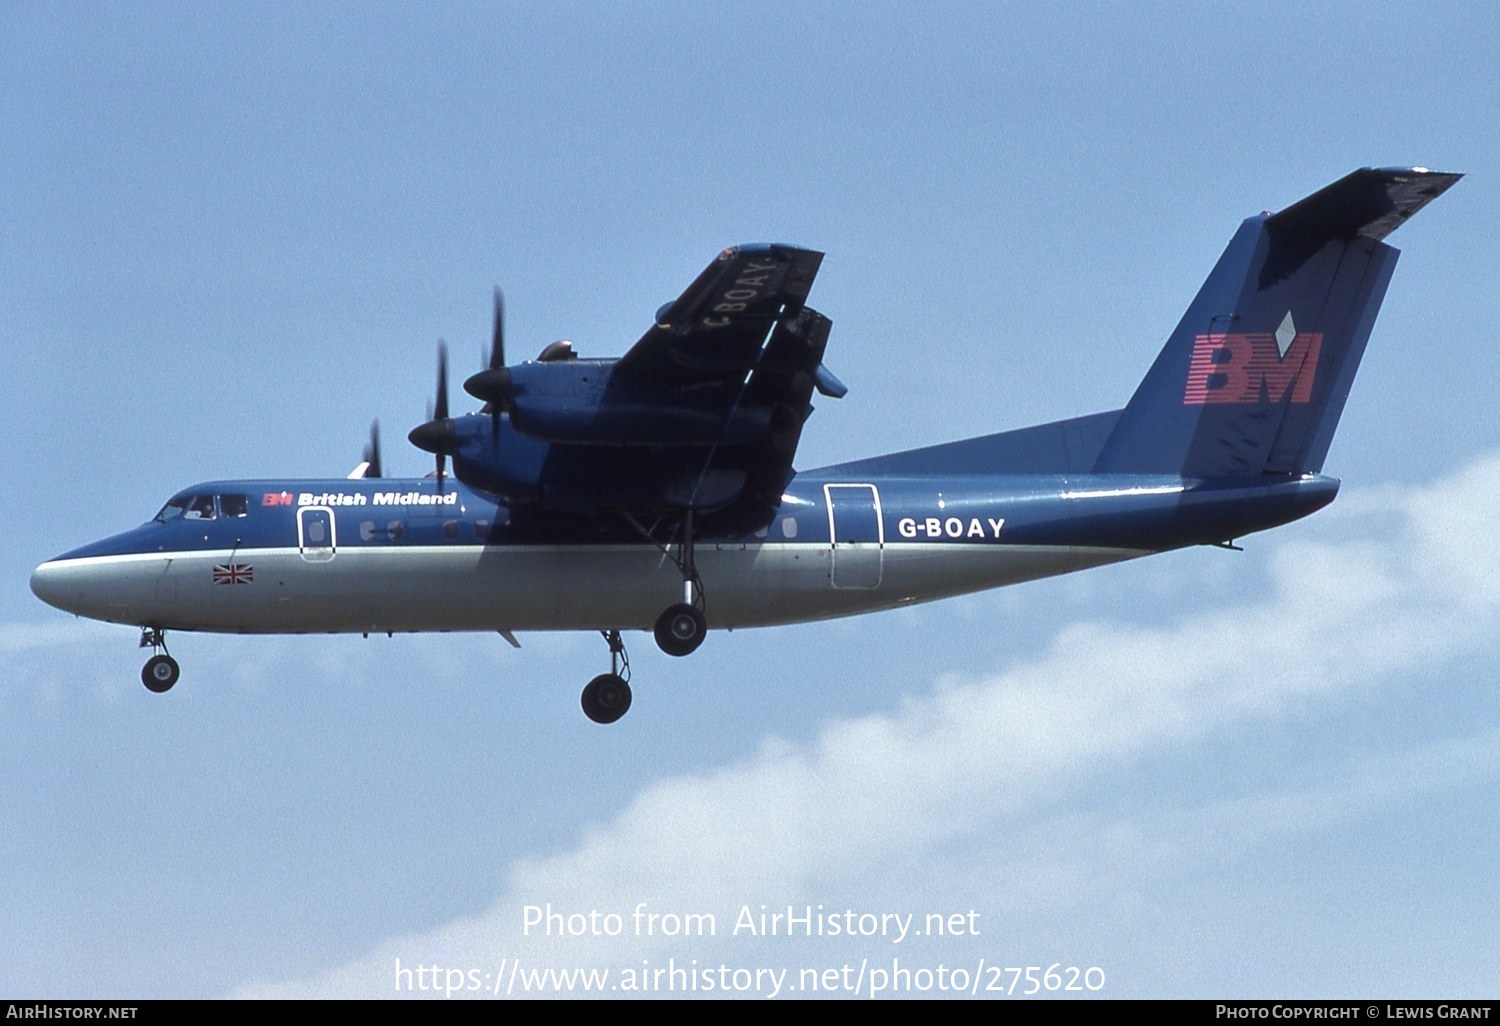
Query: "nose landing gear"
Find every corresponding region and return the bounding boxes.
[581,672,631,724]
[581,629,632,724]
[139,628,180,693]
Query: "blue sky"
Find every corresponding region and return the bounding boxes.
[4,2,1498,998]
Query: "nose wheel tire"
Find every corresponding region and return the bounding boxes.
[581,673,632,724]
[142,654,180,693]
[654,603,707,657]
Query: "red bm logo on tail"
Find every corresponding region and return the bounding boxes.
[1183,331,1322,405]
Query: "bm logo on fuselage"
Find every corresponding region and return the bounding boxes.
[1183,331,1322,405]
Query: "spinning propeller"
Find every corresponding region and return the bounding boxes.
[363,419,382,478]
[408,288,516,487]
[407,340,455,491]
[346,419,383,480]
[464,288,514,442]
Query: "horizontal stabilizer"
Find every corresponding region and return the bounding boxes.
[1268,166,1463,243]
[1261,167,1462,287]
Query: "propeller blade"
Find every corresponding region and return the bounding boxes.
[363,419,382,478]
[467,289,514,414]
[487,290,505,447]
[409,342,456,493]
[491,287,505,369]
[435,342,449,490]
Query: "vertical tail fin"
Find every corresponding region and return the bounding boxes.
[1094,167,1460,477]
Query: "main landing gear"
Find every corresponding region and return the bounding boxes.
[581,630,632,724]
[139,627,180,693]
[654,603,706,657]
[581,510,710,724]
[625,508,709,658]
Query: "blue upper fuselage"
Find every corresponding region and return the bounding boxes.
[48,469,1340,565]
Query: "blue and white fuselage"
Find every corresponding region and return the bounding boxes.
[31,469,1336,634]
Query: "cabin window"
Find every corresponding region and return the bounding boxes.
[443,520,459,540]
[359,520,377,541]
[474,520,491,540]
[386,520,405,542]
[781,518,798,539]
[220,493,249,518]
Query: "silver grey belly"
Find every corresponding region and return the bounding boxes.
[37,542,1147,634]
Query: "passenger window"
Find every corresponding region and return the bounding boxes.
[307,520,326,543]
[220,494,249,518]
[781,518,798,539]
[359,520,377,541]
[474,520,491,540]
[184,494,217,520]
[387,521,405,542]
[443,520,459,540]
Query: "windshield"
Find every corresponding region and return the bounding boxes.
[154,496,190,523]
[153,493,218,522]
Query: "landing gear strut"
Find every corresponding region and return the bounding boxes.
[626,508,709,657]
[139,627,180,693]
[581,629,632,724]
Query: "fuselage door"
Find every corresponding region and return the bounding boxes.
[824,483,883,589]
[298,506,336,562]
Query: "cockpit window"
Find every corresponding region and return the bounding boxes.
[154,496,191,523]
[154,494,219,522]
[220,494,249,518]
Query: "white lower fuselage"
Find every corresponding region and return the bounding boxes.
[33,541,1143,635]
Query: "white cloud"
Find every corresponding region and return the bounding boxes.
[0,618,119,656]
[230,452,1500,998]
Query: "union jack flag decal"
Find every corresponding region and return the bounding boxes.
[212,563,254,585]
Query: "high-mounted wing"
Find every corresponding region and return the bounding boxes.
[432,244,839,528]
[602,244,834,527]
[524,245,836,526]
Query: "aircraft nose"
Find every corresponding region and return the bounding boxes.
[31,548,166,624]
[30,560,72,613]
